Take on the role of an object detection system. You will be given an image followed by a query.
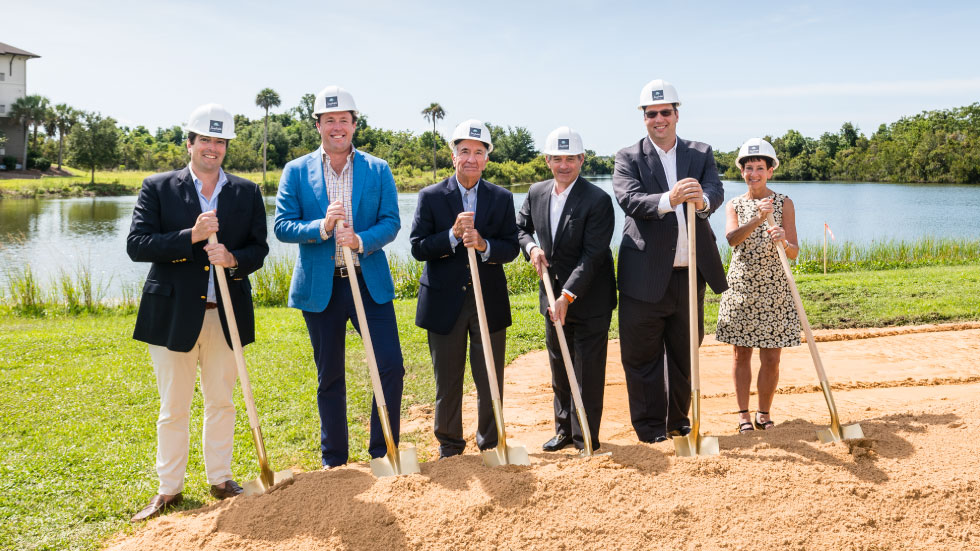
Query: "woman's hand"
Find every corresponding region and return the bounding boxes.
[756,197,774,221]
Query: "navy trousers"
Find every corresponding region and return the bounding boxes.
[303,273,405,467]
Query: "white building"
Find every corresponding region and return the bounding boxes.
[0,41,40,168]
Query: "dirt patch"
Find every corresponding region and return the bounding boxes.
[108,323,980,550]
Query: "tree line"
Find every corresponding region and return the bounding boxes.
[7,89,978,185]
[714,103,980,184]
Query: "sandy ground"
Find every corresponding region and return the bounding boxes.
[107,323,980,550]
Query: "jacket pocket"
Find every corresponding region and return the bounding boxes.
[143,279,173,296]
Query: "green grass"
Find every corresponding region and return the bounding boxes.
[2,264,980,549]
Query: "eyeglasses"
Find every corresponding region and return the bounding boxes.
[644,108,675,119]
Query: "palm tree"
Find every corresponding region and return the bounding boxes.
[45,104,80,170]
[9,94,50,166]
[421,102,445,181]
[255,88,281,183]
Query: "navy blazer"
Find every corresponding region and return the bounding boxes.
[410,176,520,335]
[613,137,728,304]
[516,176,617,320]
[127,167,269,352]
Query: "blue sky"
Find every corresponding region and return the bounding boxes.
[6,1,980,155]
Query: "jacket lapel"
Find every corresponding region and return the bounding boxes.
[307,152,327,217]
[641,138,670,193]
[675,138,691,181]
[534,181,553,255]
[552,177,584,252]
[351,151,365,228]
[474,179,491,231]
[445,174,464,216]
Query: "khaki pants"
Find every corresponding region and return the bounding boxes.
[149,309,237,494]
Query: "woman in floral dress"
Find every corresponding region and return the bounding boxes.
[715,138,801,434]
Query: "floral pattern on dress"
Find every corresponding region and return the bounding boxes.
[715,192,801,348]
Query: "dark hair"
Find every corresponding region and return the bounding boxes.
[316,111,358,125]
[186,132,228,146]
[740,155,774,169]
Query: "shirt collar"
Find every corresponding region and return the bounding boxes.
[318,145,355,173]
[456,177,479,196]
[187,163,228,191]
[551,178,576,198]
[648,136,677,157]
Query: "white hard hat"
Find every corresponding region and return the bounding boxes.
[542,126,585,156]
[638,79,681,110]
[736,137,780,170]
[313,85,358,118]
[450,119,493,154]
[184,103,236,139]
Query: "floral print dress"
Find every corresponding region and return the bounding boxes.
[715,193,801,348]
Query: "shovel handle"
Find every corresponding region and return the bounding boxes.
[686,202,701,393]
[541,265,595,455]
[467,247,503,401]
[207,234,262,431]
[764,214,830,383]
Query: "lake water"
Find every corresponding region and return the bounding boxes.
[2,176,979,297]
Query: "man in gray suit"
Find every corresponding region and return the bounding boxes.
[613,79,728,443]
[517,127,616,452]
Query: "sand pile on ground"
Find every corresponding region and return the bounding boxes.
[108,324,980,550]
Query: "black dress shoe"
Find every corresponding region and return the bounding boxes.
[641,434,668,444]
[131,492,183,523]
[210,479,243,500]
[542,434,574,451]
[668,426,692,437]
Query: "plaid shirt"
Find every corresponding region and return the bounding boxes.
[321,147,359,266]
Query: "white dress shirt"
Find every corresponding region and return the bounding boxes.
[650,137,710,268]
[526,179,578,299]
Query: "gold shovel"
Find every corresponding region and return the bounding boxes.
[208,235,294,496]
[673,202,720,457]
[765,213,864,443]
[467,246,530,467]
[540,266,610,458]
[339,223,420,477]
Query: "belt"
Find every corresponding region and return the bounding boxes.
[673,266,689,272]
[205,302,218,310]
[334,265,362,278]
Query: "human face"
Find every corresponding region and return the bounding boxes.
[452,139,489,187]
[546,154,584,188]
[643,104,678,148]
[740,159,774,195]
[187,135,227,174]
[316,111,356,156]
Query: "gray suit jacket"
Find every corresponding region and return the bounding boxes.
[612,137,728,304]
[516,176,617,319]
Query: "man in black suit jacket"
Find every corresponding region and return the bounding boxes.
[127,104,268,522]
[516,127,616,452]
[613,80,728,443]
[410,119,519,458]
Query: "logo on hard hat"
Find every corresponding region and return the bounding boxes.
[558,139,570,150]
[652,90,664,101]
[325,96,338,108]
[469,127,482,138]
[209,120,223,134]
[748,145,760,154]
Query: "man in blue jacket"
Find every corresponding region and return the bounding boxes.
[410,119,520,459]
[274,86,404,468]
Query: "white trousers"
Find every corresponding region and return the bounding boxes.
[149,309,237,494]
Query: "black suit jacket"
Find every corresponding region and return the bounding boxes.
[613,137,728,303]
[516,176,617,319]
[410,175,520,335]
[127,167,269,352]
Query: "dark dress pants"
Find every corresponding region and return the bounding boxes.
[428,287,506,457]
[619,268,705,441]
[545,311,610,450]
[303,273,405,467]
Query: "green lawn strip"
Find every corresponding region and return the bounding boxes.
[1,264,979,549]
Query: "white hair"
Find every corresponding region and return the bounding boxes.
[452,142,490,159]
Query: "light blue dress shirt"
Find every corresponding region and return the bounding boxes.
[448,180,491,261]
[189,164,228,302]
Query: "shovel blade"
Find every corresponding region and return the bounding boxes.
[242,469,295,497]
[481,441,530,467]
[579,450,613,458]
[817,423,865,444]
[370,445,421,477]
[673,434,719,457]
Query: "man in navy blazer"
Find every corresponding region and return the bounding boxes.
[410,119,519,458]
[274,86,404,468]
[613,80,728,443]
[128,104,268,522]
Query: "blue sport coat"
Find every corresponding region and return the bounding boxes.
[274,149,400,311]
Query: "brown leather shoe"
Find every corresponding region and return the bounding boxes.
[130,493,183,523]
[210,479,243,500]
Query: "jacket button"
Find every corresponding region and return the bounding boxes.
[200,296,206,300]
[461,286,466,291]
[204,266,210,271]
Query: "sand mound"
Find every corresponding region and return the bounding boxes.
[108,324,980,550]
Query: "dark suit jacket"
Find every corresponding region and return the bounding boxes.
[410,175,520,335]
[516,176,617,319]
[128,167,269,352]
[613,137,728,303]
